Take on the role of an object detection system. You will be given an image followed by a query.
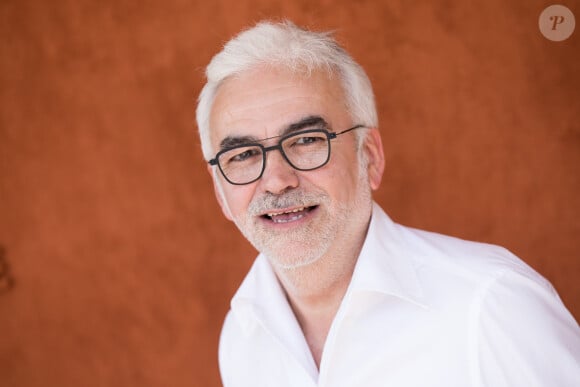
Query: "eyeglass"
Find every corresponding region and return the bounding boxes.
[208,124,366,185]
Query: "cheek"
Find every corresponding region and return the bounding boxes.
[326,151,362,186]
[302,162,357,202]
[221,186,254,217]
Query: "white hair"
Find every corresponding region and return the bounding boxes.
[196,20,378,160]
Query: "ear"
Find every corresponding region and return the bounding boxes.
[363,128,385,190]
[207,165,234,221]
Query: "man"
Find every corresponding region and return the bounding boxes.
[196,20,580,386]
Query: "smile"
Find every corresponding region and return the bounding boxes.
[263,206,317,224]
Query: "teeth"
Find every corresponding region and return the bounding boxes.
[272,213,305,223]
[267,207,306,217]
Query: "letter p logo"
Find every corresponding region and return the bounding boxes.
[550,15,565,30]
[539,5,576,41]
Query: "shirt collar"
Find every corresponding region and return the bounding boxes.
[230,253,293,333]
[345,202,428,309]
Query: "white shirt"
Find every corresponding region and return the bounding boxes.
[219,203,580,386]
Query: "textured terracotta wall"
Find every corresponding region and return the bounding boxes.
[1,1,578,386]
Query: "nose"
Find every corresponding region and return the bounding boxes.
[259,148,299,195]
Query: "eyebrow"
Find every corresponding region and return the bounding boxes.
[218,115,329,150]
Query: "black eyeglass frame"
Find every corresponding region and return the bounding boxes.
[208,124,366,186]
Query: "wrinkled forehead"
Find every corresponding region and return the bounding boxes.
[208,66,350,152]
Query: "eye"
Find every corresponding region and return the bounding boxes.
[290,132,327,147]
[227,147,261,163]
[296,136,322,145]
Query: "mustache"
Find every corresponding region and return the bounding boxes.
[248,190,328,216]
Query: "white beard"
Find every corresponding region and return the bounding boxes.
[233,165,372,270]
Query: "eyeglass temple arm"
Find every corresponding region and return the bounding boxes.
[331,124,366,139]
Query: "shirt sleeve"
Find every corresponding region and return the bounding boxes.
[474,268,580,387]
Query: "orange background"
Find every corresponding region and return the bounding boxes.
[1,1,579,386]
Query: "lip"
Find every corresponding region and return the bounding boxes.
[265,206,308,217]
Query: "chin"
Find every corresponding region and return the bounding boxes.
[260,239,329,271]
[267,253,322,271]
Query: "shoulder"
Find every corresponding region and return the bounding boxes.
[395,223,549,290]
[392,224,580,383]
[218,311,252,386]
[371,203,542,287]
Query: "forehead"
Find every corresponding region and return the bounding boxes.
[209,67,350,148]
